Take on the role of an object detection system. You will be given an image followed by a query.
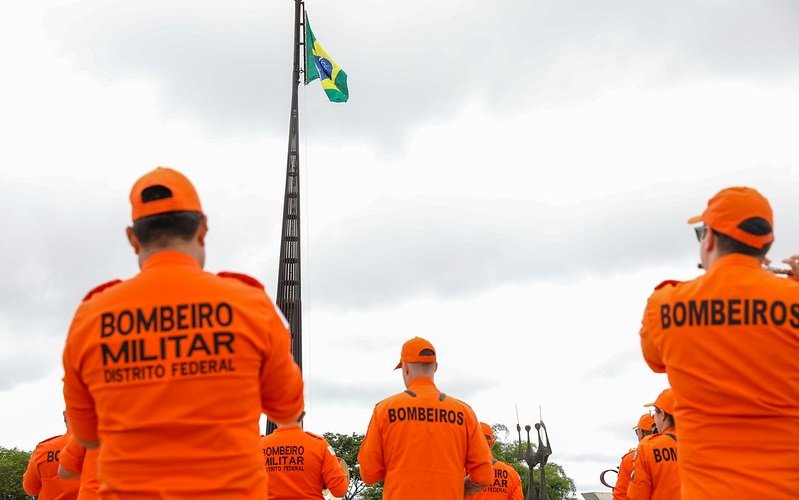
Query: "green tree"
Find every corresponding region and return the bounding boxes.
[490,424,577,500]
[0,446,31,500]
[323,432,382,500]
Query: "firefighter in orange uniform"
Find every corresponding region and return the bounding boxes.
[469,422,523,500]
[627,389,679,500]
[62,167,304,498]
[59,434,100,500]
[261,419,349,499]
[358,337,493,499]
[613,413,655,500]
[640,187,799,499]
[23,419,80,500]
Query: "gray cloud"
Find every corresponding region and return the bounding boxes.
[582,348,640,381]
[0,347,58,392]
[43,0,799,150]
[307,171,799,310]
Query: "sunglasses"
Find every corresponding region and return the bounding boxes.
[694,225,708,242]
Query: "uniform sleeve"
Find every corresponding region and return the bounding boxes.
[59,434,86,475]
[257,298,305,424]
[357,406,386,485]
[63,309,99,442]
[463,408,494,487]
[626,445,651,500]
[508,465,524,500]
[613,452,633,500]
[640,294,666,373]
[22,446,42,495]
[320,440,349,497]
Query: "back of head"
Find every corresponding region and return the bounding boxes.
[634,413,656,438]
[395,337,437,370]
[480,422,495,448]
[689,187,773,257]
[129,167,204,248]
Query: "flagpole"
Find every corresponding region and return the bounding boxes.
[266,0,305,436]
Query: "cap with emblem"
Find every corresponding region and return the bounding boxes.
[394,336,436,369]
[130,167,203,222]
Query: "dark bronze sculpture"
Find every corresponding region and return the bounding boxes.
[516,420,552,500]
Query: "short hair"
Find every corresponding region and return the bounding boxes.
[408,349,437,374]
[713,229,771,258]
[132,211,203,247]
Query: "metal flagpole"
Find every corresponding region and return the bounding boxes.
[266,0,305,436]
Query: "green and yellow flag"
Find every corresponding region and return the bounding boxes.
[304,12,349,103]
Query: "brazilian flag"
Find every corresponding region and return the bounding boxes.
[304,12,349,103]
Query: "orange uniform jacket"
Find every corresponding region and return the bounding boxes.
[357,377,493,500]
[469,460,523,500]
[22,433,80,499]
[640,254,799,499]
[612,449,634,500]
[626,429,679,500]
[261,426,348,499]
[60,434,100,500]
[62,251,304,499]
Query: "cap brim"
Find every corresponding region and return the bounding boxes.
[394,361,402,370]
[643,402,655,408]
[687,214,703,224]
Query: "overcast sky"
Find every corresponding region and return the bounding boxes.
[2,0,799,494]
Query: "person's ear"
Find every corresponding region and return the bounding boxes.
[126,227,141,255]
[196,215,208,246]
[705,229,716,252]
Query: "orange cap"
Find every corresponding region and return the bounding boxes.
[633,413,656,432]
[644,388,675,415]
[394,336,436,369]
[130,167,203,221]
[687,187,773,249]
[480,422,495,447]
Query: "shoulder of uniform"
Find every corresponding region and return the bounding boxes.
[216,271,265,290]
[622,448,636,459]
[654,279,682,291]
[35,434,63,447]
[82,279,123,302]
[304,431,325,441]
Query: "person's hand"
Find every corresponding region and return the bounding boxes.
[337,457,350,482]
[464,477,485,497]
[781,255,799,279]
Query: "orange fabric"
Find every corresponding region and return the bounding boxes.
[686,186,773,249]
[626,429,679,500]
[640,253,799,498]
[469,460,523,500]
[261,426,348,499]
[62,251,304,498]
[612,449,634,500]
[60,435,99,500]
[394,336,436,369]
[129,167,202,221]
[357,377,493,500]
[22,433,80,499]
